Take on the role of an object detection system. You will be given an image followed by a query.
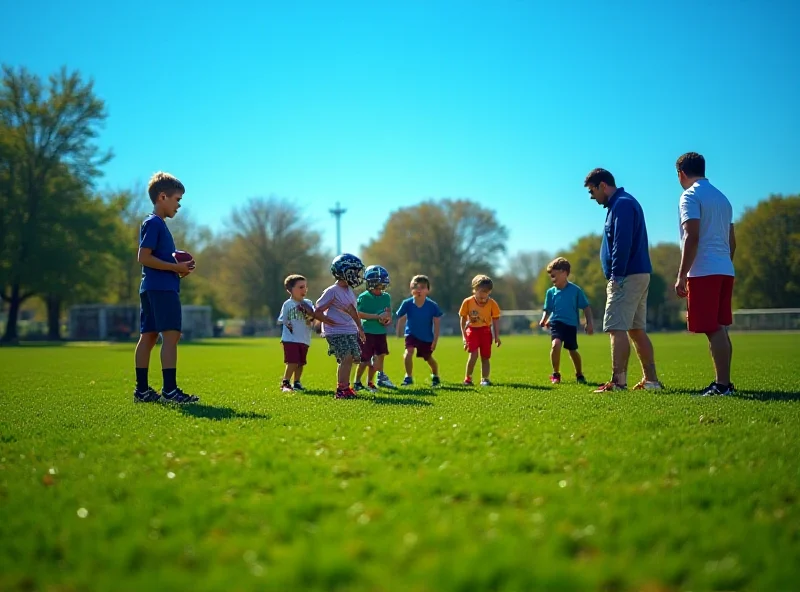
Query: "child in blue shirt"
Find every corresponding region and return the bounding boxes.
[395,275,443,387]
[538,258,594,384]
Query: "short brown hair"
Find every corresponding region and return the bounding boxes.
[584,168,615,188]
[148,172,185,204]
[471,274,493,291]
[676,152,706,178]
[410,274,430,289]
[547,257,571,275]
[284,274,307,291]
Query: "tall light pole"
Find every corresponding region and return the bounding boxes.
[329,201,347,254]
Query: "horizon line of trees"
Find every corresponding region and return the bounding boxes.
[2,65,799,342]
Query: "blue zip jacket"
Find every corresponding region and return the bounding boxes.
[600,188,652,280]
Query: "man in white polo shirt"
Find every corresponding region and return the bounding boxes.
[674,152,736,396]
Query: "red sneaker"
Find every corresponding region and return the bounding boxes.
[335,388,356,399]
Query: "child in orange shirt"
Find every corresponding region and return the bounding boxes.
[459,275,502,386]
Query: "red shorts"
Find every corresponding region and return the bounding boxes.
[465,325,493,358]
[282,342,309,365]
[404,335,433,361]
[686,275,734,333]
[360,333,389,362]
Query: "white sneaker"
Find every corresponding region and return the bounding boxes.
[377,373,396,388]
[632,379,663,391]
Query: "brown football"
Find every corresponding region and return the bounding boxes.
[173,250,196,278]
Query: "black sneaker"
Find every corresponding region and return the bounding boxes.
[353,381,366,392]
[161,387,199,404]
[431,375,441,387]
[699,382,735,397]
[293,381,305,391]
[134,386,161,403]
[576,375,587,384]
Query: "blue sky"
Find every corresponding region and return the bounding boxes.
[4,0,799,262]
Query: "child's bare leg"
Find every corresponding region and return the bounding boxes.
[160,330,181,369]
[568,350,583,376]
[550,338,563,374]
[293,364,304,382]
[481,357,490,380]
[369,354,385,383]
[338,355,355,386]
[283,363,297,382]
[355,362,369,383]
[404,348,414,377]
[135,332,159,368]
[427,355,439,376]
[465,350,479,378]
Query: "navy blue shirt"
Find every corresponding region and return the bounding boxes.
[395,297,443,342]
[139,214,180,293]
[601,188,652,280]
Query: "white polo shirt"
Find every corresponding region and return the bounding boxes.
[679,179,735,278]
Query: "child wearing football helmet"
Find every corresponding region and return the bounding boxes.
[354,265,395,392]
[315,254,367,399]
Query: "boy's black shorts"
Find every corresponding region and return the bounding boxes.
[550,321,578,351]
[140,291,182,334]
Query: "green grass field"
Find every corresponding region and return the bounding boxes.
[1,333,799,591]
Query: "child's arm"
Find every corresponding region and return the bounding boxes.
[539,290,552,328]
[138,248,194,276]
[583,306,594,335]
[312,293,341,325]
[539,310,550,328]
[432,317,441,351]
[492,317,501,347]
[460,316,469,350]
[396,315,406,338]
[277,304,293,333]
[358,311,385,320]
[345,303,366,341]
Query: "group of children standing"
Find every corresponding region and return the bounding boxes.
[277,253,596,399]
[131,171,595,403]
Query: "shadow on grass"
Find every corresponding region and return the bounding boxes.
[437,384,471,392]
[497,382,555,391]
[372,395,432,407]
[732,389,800,402]
[180,340,259,347]
[395,387,438,396]
[301,389,334,397]
[177,405,271,421]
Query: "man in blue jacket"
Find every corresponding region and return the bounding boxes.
[585,168,663,392]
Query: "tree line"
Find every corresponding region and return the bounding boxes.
[2,66,799,342]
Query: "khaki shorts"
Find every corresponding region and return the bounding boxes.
[603,273,650,332]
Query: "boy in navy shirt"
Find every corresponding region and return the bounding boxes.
[395,275,443,386]
[133,172,198,404]
[538,258,594,384]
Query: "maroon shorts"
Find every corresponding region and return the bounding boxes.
[404,335,433,361]
[465,325,493,358]
[282,342,309,365]
[687,275,735,333]
[360,333,389,363]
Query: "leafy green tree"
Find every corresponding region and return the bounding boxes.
[363,199,507,312]
[0,66,111,341]
[734,195,800,308]
[220,196,328,320]
[496,250,551,310]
